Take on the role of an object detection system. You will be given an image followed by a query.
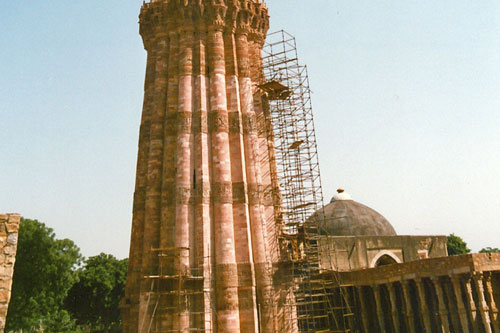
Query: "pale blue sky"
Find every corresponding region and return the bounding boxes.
[2,1,499,258]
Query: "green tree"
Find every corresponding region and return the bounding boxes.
[447,233,471,256]
[6,218,82,332]
[480,247,500,253]
[64,253,128,332]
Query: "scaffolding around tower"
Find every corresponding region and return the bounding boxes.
[139,247,213,333]
[260,30,353,332]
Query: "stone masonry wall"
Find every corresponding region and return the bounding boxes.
[0,213,20,332]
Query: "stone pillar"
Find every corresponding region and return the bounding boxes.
[224,19,259,333]
[431,276,450,332]
[373,284,386,332]
[227,46,259,333]
[464,274,481,333]
[139,31,170,331]
[235,23,276,333]
[443,276,462,332]
[451,274,471,333]
[192,28,213,333]
[415,278,432,331]
[208,23,241,332]
[174,25,193,332]
[388,282,401,333]
[157,27,180,333]
[401,280,417,333]
[343,287,355,331]
[356,286,371,332]
[0,213,20,332]
[484,273,500,333]
[473,272,493,333]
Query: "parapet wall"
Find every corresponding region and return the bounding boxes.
[319,235,448,271]
[0,214,20,332]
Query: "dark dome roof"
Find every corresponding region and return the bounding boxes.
[313,190,397,236]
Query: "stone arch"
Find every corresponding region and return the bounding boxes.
[370,250,401,268]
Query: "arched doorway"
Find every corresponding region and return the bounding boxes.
[375,254,398,267]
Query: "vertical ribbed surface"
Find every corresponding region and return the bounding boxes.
[236,30,277,332]
[122,1,282,332]
[208,26,241,332]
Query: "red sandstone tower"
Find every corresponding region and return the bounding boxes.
[122,1,281,332]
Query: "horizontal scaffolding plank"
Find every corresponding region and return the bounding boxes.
[144,275,203,280]
[150,247,190,252]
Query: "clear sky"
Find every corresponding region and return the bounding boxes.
[2,1,499,259]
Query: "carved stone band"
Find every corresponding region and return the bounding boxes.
[177,111,192,134]
[213,182,233,203]
[228,112,241,134]
[232,182,246,204]
[242,113,257,134]
[209,110,229,133]
[248,183,263,205]
[192,111,208,134]
[194,183,211,204]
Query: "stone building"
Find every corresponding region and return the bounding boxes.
[312,191,500,333]
[315,190,448,272]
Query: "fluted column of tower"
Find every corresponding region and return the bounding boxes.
[235,11,277,331]
[122,1,282,332]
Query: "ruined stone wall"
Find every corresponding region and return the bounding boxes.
[0,213,20,332]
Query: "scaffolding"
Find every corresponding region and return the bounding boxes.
[261,30,353,332]
[143,247,213,332]
[139,27,354,333]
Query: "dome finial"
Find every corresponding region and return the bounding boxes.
[331,188,352,202]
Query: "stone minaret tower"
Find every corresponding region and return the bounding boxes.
[122,1,281,332]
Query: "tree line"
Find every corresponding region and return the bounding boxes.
[6,218,127,332]
[446,233,500,256]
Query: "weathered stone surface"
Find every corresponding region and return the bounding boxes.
[0,213,20,333]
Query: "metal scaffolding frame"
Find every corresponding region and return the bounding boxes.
[261,30,353,332]
[141,27,356,333]
[144,248,213,332]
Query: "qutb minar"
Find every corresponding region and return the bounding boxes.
[122,1,282,332]
[122,1,500,333]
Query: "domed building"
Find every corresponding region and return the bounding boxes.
[313,189,448,271]
[317,189,396,237]
[312,189,500,333]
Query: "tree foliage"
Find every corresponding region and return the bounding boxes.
[6,218,82,332]
[447,233,471,256]
[480,247,500,253]
[65,253,128,332]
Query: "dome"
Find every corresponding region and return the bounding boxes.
[313,189,397,236]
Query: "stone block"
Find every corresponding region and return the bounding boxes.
[6,234,17,245]
[0,291,9,303]
[5,222,19,233]
[7,214,20,225]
